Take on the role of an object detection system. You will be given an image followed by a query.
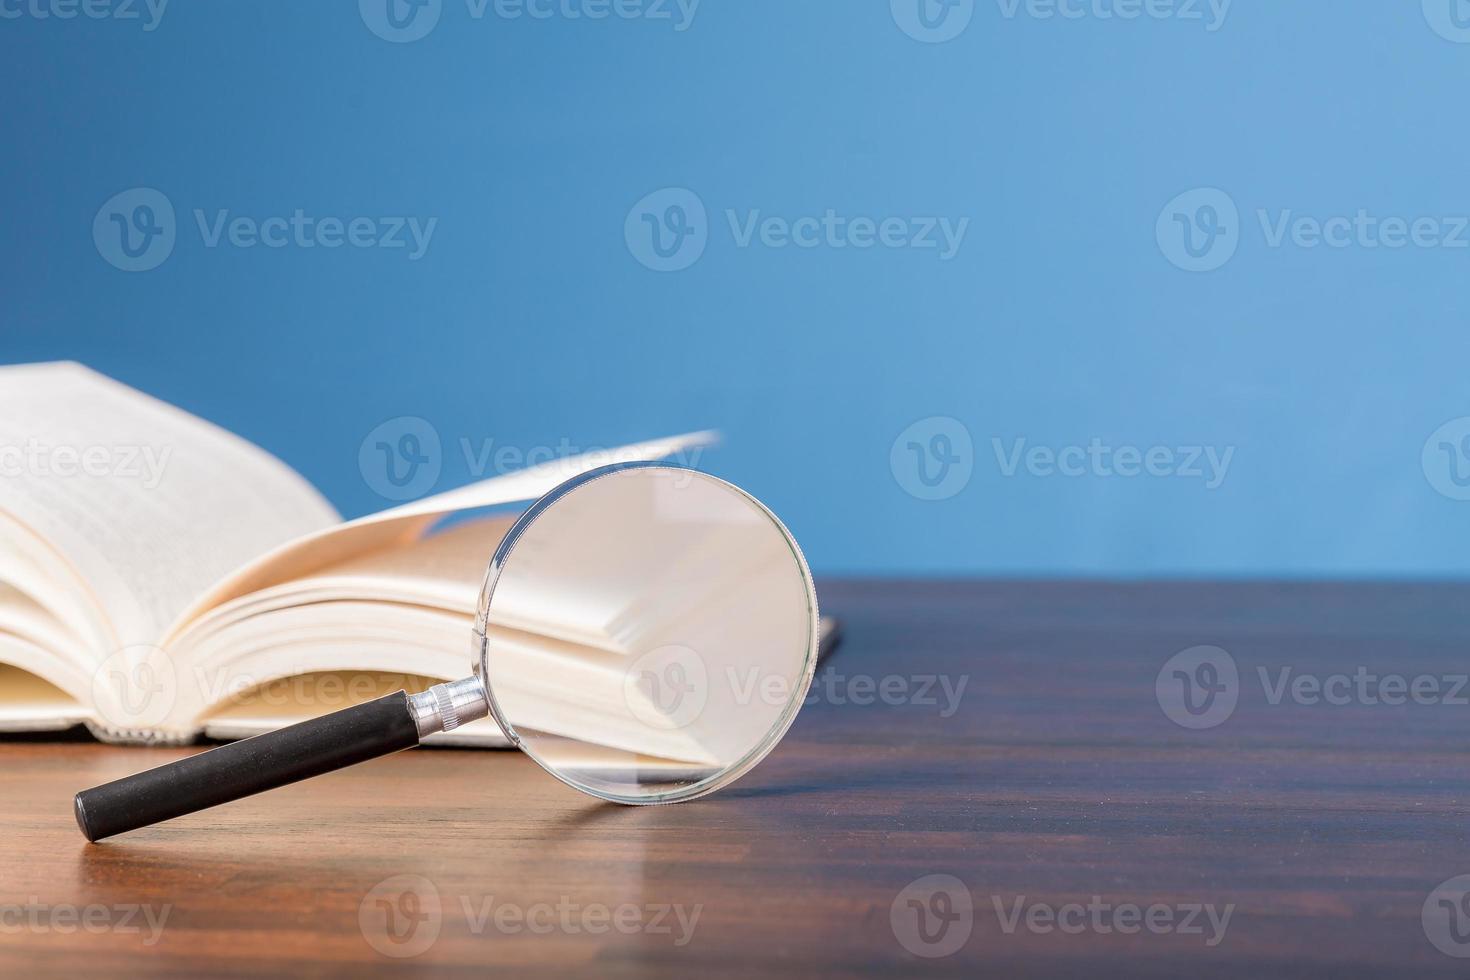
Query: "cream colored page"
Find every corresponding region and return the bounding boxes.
[169,516,603,662]
[0,363,340,647]
[293,516,513,606]
[190,517,621,649]
[0,509,110,656]
[166,517,509,653]
[169,431,718,636]
[0,663,88,730]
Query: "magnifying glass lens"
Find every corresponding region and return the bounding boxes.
[477,466,819,803]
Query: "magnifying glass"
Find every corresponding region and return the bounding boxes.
[73,463,819,842]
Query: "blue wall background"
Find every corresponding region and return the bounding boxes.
[4,1,1470,577]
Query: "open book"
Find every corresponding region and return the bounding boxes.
[0,361,774,749]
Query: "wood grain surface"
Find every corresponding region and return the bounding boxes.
[3,580,1469,977]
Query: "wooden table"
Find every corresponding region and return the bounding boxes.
[3,580,1469,977]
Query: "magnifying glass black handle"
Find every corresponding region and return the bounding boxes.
[74,691,421,843]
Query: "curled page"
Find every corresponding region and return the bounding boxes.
[163,431,719,644]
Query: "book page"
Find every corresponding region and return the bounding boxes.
[172,516,626,659]
[0,663,88,732]
[0,508,112,659]
[166,430,718,639]
[0,363,340,648]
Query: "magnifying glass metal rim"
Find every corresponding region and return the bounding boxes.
[472,460,821,806]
